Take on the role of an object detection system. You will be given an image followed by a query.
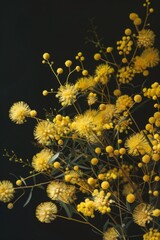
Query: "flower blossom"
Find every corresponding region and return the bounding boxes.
[0,180,15,203]
[35,201,58,223]
[9,101,31,124]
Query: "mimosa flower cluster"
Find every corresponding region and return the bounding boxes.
[1,0,160,239]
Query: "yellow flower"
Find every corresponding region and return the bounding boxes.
[143,228,160,240]
[133,56,148,73]
[92,189,111,214]
[9,101,31,124]
[97,104,116,123]
[35,202,57,223]
[132,203,154,227]
[116,95,133,112]
[46,180,76,204]
[77,198,95,218]
[94,63,114,85]
[126,193,136,203]
[137,29,155,48]
[0,180,15,203]
[125,132,152,156]
[56,83,78,106]
[71,109,98,142]
[117,66,135,84]
[134,48,160,72]
[103,227,119,240]
[53,114,71,138]
[32,148,54,172]
[87,92,97,106]
[34,120,56,145]
[141,47,160,68]
[93,104,115,133]
[75,76,96,91]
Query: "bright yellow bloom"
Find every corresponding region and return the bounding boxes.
[117,66,135,84]
[77,198,95,218]
[32,149,54,172]
[56,83,78,106]
[43,52,50,60]
[141,48,160,67]
[143,82,160,99]
[92,189,111,214]
[53,114,71,138]
[9,101,31,124]
[46,180,76,204]
[0,180,15,203]
[94,63,114,85]
[126,193,135,203]
[34,120,55,145]
[133,203,154,227]
[134,48,160,72]
[75,76,96,91]
[143,228,160,240]
[125,132,152,156]
[71,109,98,142]
[137,29,155,48]
[116,95,133,112]
[35,202,57,223]
[103,227,119,240]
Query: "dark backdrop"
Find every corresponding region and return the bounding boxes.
[0,1,160,240]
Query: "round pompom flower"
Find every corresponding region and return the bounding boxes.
[35,202,57,223]
[137,29,155,48]
[0,180,15,203]
[32,148,54,172]
[56,83,78,106]
[46,180,76,204]
[132,203,154,227]
[103,227,119,240]
[34,120,56,145]
[125,132,152,156]
[9,101,31,124]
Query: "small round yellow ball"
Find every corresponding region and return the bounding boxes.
[134,95,142,103]
[43,52,50,60]
[53,162,60,169]
[94,53,101,61]
[126,193,135,203]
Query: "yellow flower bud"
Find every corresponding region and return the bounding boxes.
[106,47,113,53]
[134,95,142,103]
[101,181,110,190]
[30,110,37,117]
[42,90,48,96]
[16,179,22,186]
[125,28,132,35]
[57,68,63,74]
[126,193,135,203]
[82,70,88,76]
[43,52,50,60]
[133,17,142,26]
[94,53,101,60]
[53,162,60,169]
[91,157,99,165]
[65,60,72,67]
[105,145,114,153]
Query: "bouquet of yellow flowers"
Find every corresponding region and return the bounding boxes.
[1,0,160,239]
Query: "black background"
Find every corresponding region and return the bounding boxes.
[0,1,160,240]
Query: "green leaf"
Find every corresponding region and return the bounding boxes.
[59,201,73,218]
[48,152,60,164]
[23,187,33,207]
[103,219,109,231]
